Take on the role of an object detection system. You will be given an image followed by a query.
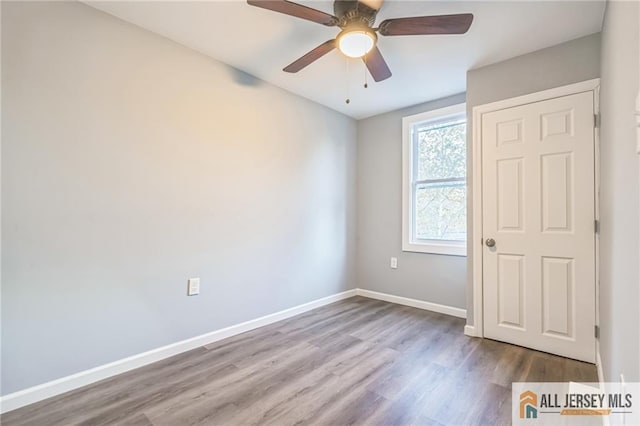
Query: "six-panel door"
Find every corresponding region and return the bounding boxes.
[482,91,596,363]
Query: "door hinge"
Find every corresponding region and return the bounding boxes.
[595,219,600,234]
[595,325,600,339]
[594,113,601,128]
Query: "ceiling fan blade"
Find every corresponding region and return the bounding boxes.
[363,46,392,82]
[378,13,474,36]
[247,0,338,26]
[283,39,336,73]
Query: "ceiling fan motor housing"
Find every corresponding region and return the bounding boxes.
[334,0,378,28]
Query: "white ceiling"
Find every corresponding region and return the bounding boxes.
[86,0,605,119]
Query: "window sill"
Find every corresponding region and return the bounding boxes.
[402,241,467,257]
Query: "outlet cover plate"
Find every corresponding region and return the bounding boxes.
[187,278,200,296]
[390,257,398,269]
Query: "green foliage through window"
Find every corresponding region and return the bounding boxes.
[413,120,466,241]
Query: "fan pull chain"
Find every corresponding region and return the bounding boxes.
[363,56,368,89]
[345,57,351,104]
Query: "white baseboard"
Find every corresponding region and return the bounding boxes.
[464,325,477,337]
[356,289,467,319]
[1,287,467,414]
[0,289,357,414]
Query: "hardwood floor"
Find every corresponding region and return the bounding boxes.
[2,296,597,425]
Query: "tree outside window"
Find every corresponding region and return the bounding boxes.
[402,103,467,256]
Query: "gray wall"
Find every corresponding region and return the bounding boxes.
[356,93,467,309]
[598,0,640,382]
[466,33,601,108]
[1,1,356,395]
[465,33,602,324]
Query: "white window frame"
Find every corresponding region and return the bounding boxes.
[402,103,467,256]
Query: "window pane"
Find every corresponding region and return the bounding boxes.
[416,121,466,181]
[415,183,466,241]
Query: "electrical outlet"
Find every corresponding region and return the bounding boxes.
[187,278,200,296]
[390,257,398,269]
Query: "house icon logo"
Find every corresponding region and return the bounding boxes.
[520,390,538,419]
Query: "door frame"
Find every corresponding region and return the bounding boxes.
[468,78,601,339]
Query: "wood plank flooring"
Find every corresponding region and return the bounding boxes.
[1,296,597,425]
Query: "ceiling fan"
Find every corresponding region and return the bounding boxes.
[246,0,474,82]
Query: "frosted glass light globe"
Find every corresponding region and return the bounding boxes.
[338,30,375,58]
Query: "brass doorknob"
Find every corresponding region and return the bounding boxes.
[486,238,496,248]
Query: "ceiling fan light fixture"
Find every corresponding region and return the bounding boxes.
[337,29,376,58]
[246,0,474,83]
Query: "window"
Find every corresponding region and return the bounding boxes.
[402,103,467,256]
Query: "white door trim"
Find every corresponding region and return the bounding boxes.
[470,78,601,338]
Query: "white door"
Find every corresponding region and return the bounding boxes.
[481,91,596,363]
